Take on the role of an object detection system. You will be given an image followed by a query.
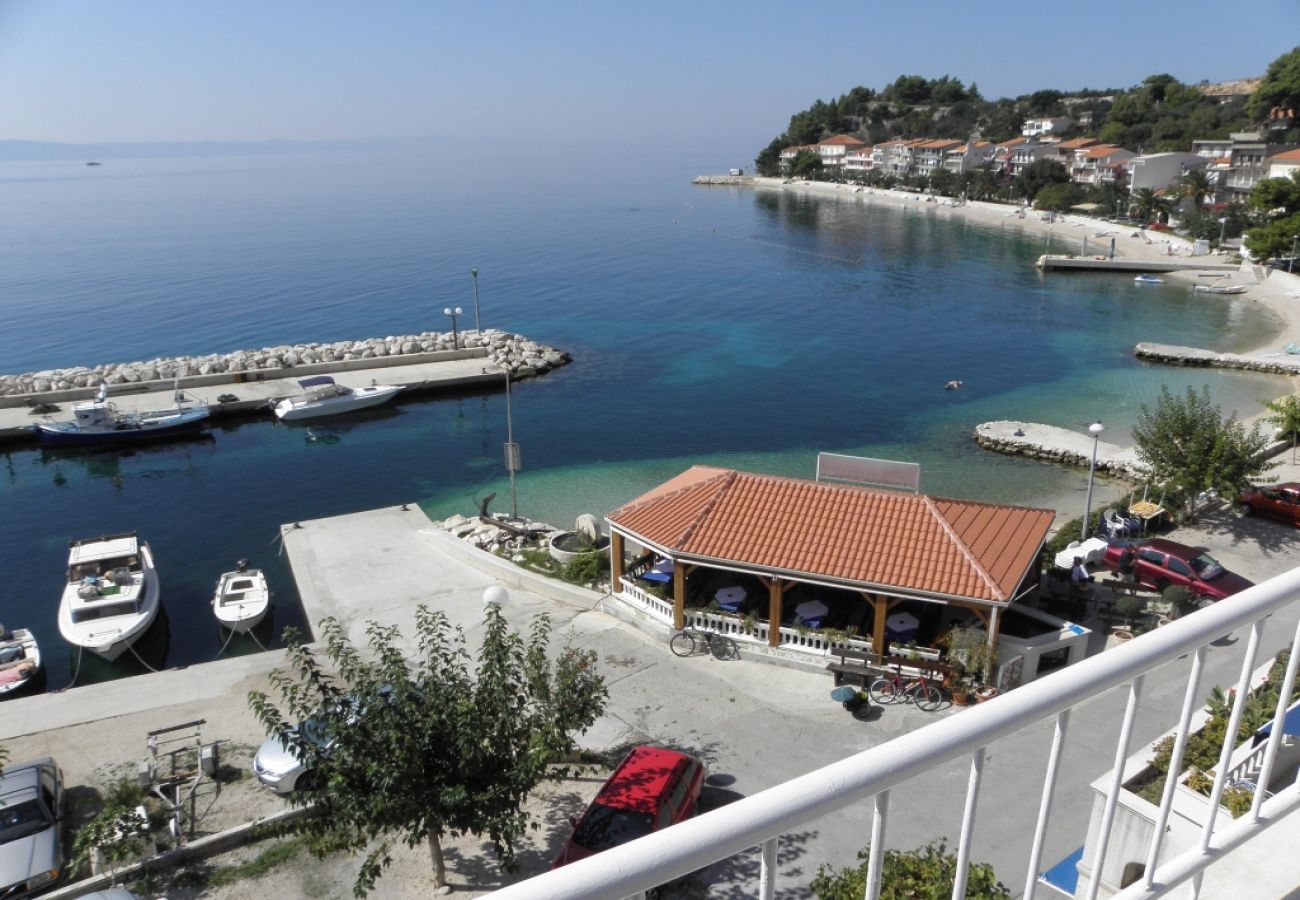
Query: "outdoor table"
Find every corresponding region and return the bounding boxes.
[885,611,919,642]
[1127,501,1164,533]
[795,599,829,628]
[715,585,747,612]
[639,558,674,584]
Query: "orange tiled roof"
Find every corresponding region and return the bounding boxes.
[1270,148,1300,162]
[820,134,867,147]
[607,467,1054,603]
[1082,144,1127,159]
[1055,138,1098,150]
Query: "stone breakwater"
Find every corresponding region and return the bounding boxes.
[0,329,568,397]
[1134,342,1300,375]
[973,421,1148,481]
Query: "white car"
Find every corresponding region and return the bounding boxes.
[252,716,332,795]
[0,757,65,897]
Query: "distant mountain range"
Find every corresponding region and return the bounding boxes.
[0,137,418,161]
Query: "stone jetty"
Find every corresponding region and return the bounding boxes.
[973,420,1147,480]
[1134,342,1300,376]
[692,175,755,185]
[0,328,567,400]
[1035,254,1237,273]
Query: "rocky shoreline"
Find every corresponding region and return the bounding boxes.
[1134,342,1300,375]
[0,328,568,397]
[972,420,1148,481]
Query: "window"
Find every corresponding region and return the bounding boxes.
[1138,549,1164,566]
[571,804,654,852]
[1167,558,1193,579]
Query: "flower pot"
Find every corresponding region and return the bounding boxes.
[952,690,971,707]
[1111,628,1134,644]
[974,686,998,703]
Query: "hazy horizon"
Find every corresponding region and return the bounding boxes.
[1,1,1295,165]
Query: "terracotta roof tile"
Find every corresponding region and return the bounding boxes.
[608,467,1054,603]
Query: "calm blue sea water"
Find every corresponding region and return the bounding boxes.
[0,148,1289,688]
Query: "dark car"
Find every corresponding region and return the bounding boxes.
[1101,539,1253,602]
[1238,482,1300,527]
[552,745,705,869]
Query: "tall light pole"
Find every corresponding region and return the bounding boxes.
[443,306,462,350]
[503,372,521,520]
[1081,421,1105,542]
[1218,217,1228,251]
[470,268,481,334]
[1290,234,1298,275]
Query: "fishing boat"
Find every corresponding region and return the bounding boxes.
[1192,284,1248,295]
[212,561,270,633]
[271,376,402,421]
[0,626,40,696]
[1133,274,1164,285]
[57,532,160,661]
[37,383,209,446]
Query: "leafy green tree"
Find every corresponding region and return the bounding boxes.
[755,138,784,177]
[1014,158,1069,203]
[791,151,823,179]
[1026,89,1064,116]
[1034,181,1084,211]
[1265,394,1300,463]
[810,839,1010,900]
[249,606,608,896]
[1131,385,1275,521]
[1245,170,1300,260]
[1130,187,1173,224]
[1248,47,1300,122]
[1177,168,1215,211]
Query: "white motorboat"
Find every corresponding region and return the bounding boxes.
[37,383,209,446]
[1133,274,1164,285]
[57,533,160,661]
[0,626,40,696]
[212,561,270,633]
[1193,283,1248,295]
[271,376,403,421]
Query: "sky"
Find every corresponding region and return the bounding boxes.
[1,0,1297,162]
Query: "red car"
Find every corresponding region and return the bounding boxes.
[552,745,705,868]
[1238,482,1300,526]
[1100,539,1253,602]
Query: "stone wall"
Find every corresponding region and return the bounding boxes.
[0,329,569,397]
[1134,342,1300,375]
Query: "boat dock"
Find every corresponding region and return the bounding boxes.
[1035,254,1239,273]
[0,350,512,446]
[973,420,1146,479]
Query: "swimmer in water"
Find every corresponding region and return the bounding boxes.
[945,380,963,390]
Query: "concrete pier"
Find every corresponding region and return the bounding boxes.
[1035,254,1238,273]
[1135,341,1300,375]
[692,175,755,185]
[0,351,510,446]
[973,420,1146,479]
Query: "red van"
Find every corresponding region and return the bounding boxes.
[552,745,706,868]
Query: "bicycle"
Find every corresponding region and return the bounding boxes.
[867,666,943,711]
[670,626,739,660]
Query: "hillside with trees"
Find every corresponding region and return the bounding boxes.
[754,63,1300,177]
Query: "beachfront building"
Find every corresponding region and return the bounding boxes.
[1126,152,1209,195]
[1267,147,1300,180]
[1053,137,1099,164]
[942,140,994,175]
[818,134,868,169]
[1004,139,1058,179]
[778,143,818,173]
[603,466,1087,691]
[1070,145,1137,187]
[871,139,920,179]
[843,146,874,175]
[1023,116,1074,137]
[1192,132,1270,203]
[912,139,964,179]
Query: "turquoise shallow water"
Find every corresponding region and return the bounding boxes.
[0,149,1289,685]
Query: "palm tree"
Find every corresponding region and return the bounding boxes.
[1131,188,1174,225]
[1177,168,1214,211]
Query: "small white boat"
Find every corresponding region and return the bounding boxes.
[1134,274,1164,284]
[38,383,209,446]
[57,533,160,661]
[272,376,402,421]
[1193,284,1248,295]
[0,627,40,696]
[212,562,270,633]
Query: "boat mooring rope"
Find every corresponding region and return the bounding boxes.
[125,641,162,673]
[63,647,83,691]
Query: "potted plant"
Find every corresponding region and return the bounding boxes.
[974,683,999,703]
[1112,594,1145,642]
[951,676,972,707]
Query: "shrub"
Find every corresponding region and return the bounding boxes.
[1114,594,1146,626]
[810,838,1010,900]
[561,551,605,586]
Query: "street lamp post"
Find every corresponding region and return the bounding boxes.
[470,268,481,334]
[1115,198,1123,219]
[443,306,463,350]
[1081,421,1105,543]
[1290,234,1298,275]
[1218,217,1228,251]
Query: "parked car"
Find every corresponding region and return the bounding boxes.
[1238,482,1300,526]
[0,757,65,897]
[252,714,333,795]
[552,745,705,869]
[1101,539,1253,602]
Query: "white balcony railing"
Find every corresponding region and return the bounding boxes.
[493,567,1300,900]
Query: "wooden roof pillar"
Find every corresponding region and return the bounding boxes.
[672,560,686,630]
[610,532,625,592]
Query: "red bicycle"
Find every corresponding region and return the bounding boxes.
[868,665,943,711]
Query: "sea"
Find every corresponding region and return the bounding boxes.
[0,145,1290,689]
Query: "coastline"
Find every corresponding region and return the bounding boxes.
[753,176,1300,421]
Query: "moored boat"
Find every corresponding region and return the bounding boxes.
[57,532,160,661]
[0,627,40,696]
[271,376,402,421]
[1192,284,1248,295]
[212,561,270,633]
[1133,274,1164,284]
[37,383,209,446]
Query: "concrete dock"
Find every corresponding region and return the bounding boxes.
[1036,253,1239,273]
[0,351,507,445]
